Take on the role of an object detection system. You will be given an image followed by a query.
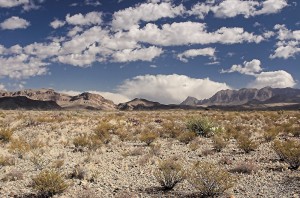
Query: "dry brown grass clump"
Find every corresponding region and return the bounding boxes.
[94,122,114,144]
[230,161,258,174]
[189,162,234,197]
[263,127,279,142]
[236,133,258,153]
[154,159,186,191]
[273,140,300,170]
[0,128,14,143]
[73,134,102,151]
[177,131,196,144]
[0,155,15,166]
[9,138,31,156]
[32,169,68,197]
[212,135,228,152]
[139,130,158,146]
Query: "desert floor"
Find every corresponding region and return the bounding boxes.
[0,110,299,198]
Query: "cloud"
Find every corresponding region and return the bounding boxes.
[84,0,101,6]
[0,84,6,91]
[59,90,129,104]
[177,48,216,62]
[66,12,102,26]
[0,0,29,8]
[248,70,296,88]
[50,19,66,29]
[112,2,185,30]
[126,22,264,46]
[0,54,48,79]
[0,16,30,30]
[221,59,262,75]
[118,74,230,104]
[190,0,288,19]
[112,46,163,62]
[270,24,300,59]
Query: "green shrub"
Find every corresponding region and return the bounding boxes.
[273,140,300,170]
[189,162,234,197]
[186,117,218,137]
[32,169,68,197]
[154,159,185,191]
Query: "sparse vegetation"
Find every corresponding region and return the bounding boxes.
[189,162,235,197]
[0,128,14,143]
[32,169,68,197]
[212,135,227,152]
[154,159,186,191]
[139,130,158,146]
[236,133,258,153]
[273,140,300,170]
[186,117,219,137]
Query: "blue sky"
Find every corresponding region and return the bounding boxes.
[0,0,299,104]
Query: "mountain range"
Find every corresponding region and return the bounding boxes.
[0,87,300,110]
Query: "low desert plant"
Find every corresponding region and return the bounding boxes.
[69,165,86,180]
[139,130,158,146]
[9,138,31,156]
[236,133,257,153]
[0,128,14,143]
[0,155,15,166]
[73,134,101,151]
[32,169,68,197]
[177,131,196,144]
[212,135,228,152]
[189,162,235,197]
[159,121,182,138]
[230,161,258,174]
[154,159,186,191]
[273,140,300,170]
[186,117,217,137]
[263,127,279,142]
[94,122,114,144]
[1,169,24,181]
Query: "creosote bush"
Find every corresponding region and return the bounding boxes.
[32,169,68,197]
[154,159,185,191]
[189,162,234,197]
[273,140,300,170]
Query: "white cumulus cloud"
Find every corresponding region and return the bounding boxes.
[118,74,230,104]
[112,2,185,30]
[0,16,30,30]
[177,48,216,62]
[221,59,263,75]
[50,19,66,29]
[112,46,163,62]
[0,0,29,8]
[248,70,296,89]
[66,12,102,26]
[0,84,6,91]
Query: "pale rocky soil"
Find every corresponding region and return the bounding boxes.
[0,110,299,198]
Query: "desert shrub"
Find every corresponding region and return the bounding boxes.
[122,147,144,157]
[0,128,14,143]
[0,155,15,166]
[290,126,300,137]
[177,131,196,144]
[219,156,233,165]
[30,138,45,149]
[73,134,101,151]
[236,133,257,153]
[230,161,258,174]
[1,170,24,181]
[154,159,185,191]
[139,130,158,146]
[69,165,86,180]
[273,140,300,170]
[94,122,114,144]
[51,159,64,169]
[263,127,279,142]
[32,169,68,197]
[189,139,201,151]
[9,138,31,156]
[189,162,234,197]
[159,121,182,138]
[149,143,161,156]
[186,117,219,137]
[212,135,227,152]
